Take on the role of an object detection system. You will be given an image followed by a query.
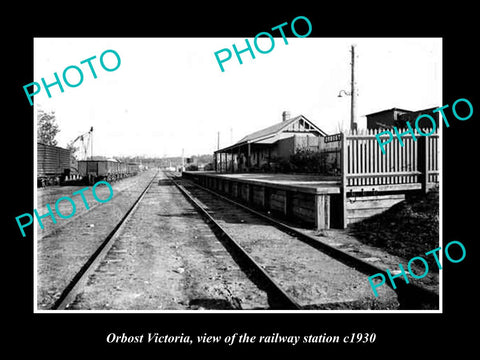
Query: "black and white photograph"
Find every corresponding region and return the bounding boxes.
[7,6,477,355]
[32,37,442,312]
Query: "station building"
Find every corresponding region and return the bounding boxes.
[214,112,328,173]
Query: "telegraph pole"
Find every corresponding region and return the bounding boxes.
[337,45,358,131]
[350,45,357,130]
[350,45,357,131]
[181,148,185,172]
[90,126,93,160]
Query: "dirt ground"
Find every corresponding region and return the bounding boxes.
[37,170,157,309]
[301,187,440,294]
[68,173,270,310]
[177,180,400,309]
[349,188,439,258]
[38,171,438,311]
[67,173,399,310]
[36,175,148,239]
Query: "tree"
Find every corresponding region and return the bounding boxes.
[37,109,59,146]
[66,143,78,159]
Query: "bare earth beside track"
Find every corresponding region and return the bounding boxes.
[69,174,270,310]
[68,173,398,310]
[300,188,440,294]
[37,171,437,311]
[36,170,157,309]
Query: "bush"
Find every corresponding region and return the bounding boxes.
[289,148,323,173]
[185,164,198,171]
[203,163,214,171]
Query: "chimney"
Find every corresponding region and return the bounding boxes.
[282,111,290,122]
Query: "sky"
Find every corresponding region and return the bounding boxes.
[34,37,441,158]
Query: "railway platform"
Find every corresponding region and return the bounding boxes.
[37,170,438,310]
[182,171,342,230]
[181,171,439,307]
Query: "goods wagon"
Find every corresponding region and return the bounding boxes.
[37,143,71,186]
[127,163,140,175]
[78,159,139,184]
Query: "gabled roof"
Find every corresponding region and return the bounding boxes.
[216,115,327,153]
[235,116,298,144]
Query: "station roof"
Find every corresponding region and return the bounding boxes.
[215,115,327,153]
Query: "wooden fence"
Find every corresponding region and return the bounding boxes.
[340,128,439,192]
[333,128,439,227]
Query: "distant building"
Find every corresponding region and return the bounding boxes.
[366,107,439,130]
[398,107,440,130]
[214,112,327,173]
[365,108,411,129]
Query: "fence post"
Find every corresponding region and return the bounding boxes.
[340,132,348,228]
[417,135,428,193]
[315,194,330,230]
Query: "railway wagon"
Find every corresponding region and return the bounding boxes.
[78,159,118,184]
[37,143,71,186]
[118,161,127,176]
[127,163,140,176]
[78,159,137,184]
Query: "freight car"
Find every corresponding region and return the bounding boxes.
[127,162,140,176]
[37,143,71,187]
[78,159,140,184]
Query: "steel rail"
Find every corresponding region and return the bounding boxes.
[171,172,439,310]
[51,171,159,310]
[165,172,302,310]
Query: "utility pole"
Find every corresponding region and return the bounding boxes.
[350,45,357,131]
[181,148,184,172]
[217,131,220,150]
[90,126,93,160]
[337,45,358,131]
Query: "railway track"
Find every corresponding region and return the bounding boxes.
[166,173,302,310]
[41,170,437,310]
[37,179,150,240]
[53,171,272,310]
[166,171,439,310]
[49,171,159,310]
[165,172,404,309]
